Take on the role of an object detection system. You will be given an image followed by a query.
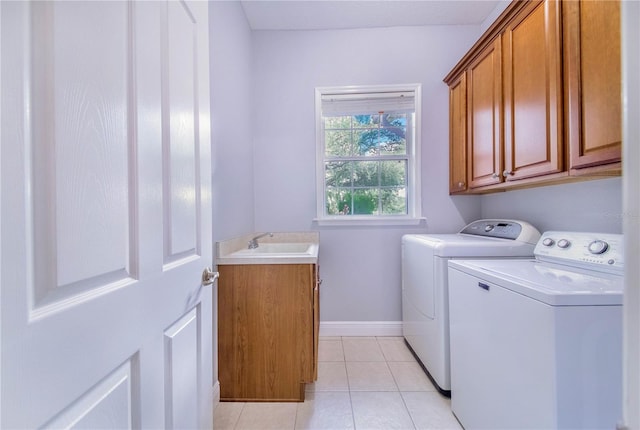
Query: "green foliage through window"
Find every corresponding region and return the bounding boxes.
[323,113,412,216]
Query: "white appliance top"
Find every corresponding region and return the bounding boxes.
[403,220,541,258]
[448,231,624,306]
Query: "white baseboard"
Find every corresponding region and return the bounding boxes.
[319,321,403,337]
[213,380,220,405]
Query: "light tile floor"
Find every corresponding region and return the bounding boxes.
[213,336,462,430]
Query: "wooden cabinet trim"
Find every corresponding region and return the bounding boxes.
[444,0,531,85]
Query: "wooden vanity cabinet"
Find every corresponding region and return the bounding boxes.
[563,0,622,174]
[449,73,467,193]
[218,263,318,402]
[502,0,564,182]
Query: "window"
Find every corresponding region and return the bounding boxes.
[315,84,422,225]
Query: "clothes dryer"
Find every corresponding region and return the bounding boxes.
[401,219,540,393]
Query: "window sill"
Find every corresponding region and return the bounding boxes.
[313,216,426,227]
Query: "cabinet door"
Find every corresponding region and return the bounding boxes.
[218,264,314,401]
[564,0,621,171]
[503,0,563,181]
[449,73,468,193]
[467,37,503,188]
[313,265,320,380]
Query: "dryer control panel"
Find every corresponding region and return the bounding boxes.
[535,231,624,273]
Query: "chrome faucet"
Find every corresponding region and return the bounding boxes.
[248,232,273,249]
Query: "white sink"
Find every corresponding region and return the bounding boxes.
[231,243,313,255]
[217,232,320,265]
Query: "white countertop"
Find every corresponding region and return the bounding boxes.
[216,232,319,265]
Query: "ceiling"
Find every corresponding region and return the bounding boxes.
[240,0,503,31]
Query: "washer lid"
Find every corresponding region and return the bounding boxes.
[403,234,537,257]
[448,259,623,306]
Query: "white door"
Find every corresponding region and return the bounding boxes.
[0,1,213,428]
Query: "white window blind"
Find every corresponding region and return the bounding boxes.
[321,91,415,116]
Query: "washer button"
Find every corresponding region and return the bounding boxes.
[557,239,571,249]
[542,238,555,247]
[484,225,494,232]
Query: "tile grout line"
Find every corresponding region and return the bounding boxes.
[376,336,418,430]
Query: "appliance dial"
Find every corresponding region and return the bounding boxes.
[557,239,571,249]
[542,238,555,247]
[484,225,494,232]
[588,240,609,255]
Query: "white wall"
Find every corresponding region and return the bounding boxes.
[251,26,482,321]
[479,0,510,34]
[210,2,254,242]
[481,178,623,234]
[622,0,640,426]
[208,0,253,388]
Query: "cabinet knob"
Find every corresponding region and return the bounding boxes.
[503,170,514,177]
[457,181,465,187]
[492,173,499,179]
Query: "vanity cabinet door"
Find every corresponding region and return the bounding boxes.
[218,263,315,402]
[502,0,563,181]
[312,265,321,380]
[564,0,622,173]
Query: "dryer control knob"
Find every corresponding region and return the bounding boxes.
[542,238,555,247]
[484,225,494,232]
[557,239,571,249]
[588,240,609,255]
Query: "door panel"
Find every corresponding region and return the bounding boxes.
[30,0,136,315]
[0,1,213,428]
[164,307,200,430]
[43,360,138,429]
[164,0,199,264]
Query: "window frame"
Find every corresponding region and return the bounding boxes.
[314,84,423,226]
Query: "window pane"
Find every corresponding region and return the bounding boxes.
[325,161,352,187]
[324,116,351,129]
[381,114,407,155]
[352,161,378,187]
[325,130,354,156]
[380,160,406,186]
[352,188,379,215]
[353,129,380,156]
[326,188,351,215]
[381,188,407,214]
[353,114,378,128]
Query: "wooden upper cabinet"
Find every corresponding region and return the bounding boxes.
[444,0,621,194]
[564,0,622,172]
[502,0,563,182]
[467,37,503,189]
[449,73,467,193]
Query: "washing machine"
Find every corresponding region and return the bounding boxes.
[401,219,540,394]
[448,231,623,429]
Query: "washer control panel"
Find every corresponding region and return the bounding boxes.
[459,219,540,244]
[535,231,624,273]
